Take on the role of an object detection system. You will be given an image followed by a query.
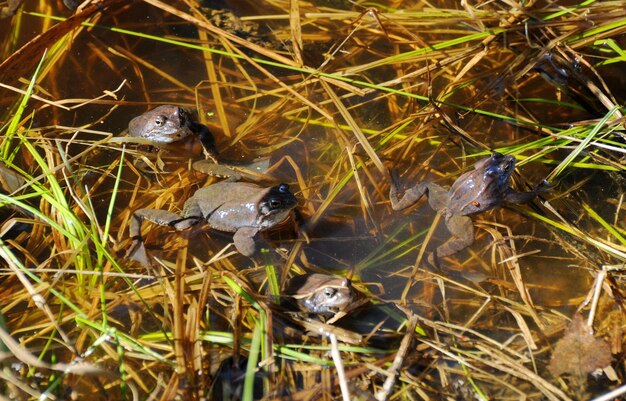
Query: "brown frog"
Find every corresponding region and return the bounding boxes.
[205,8,259,38]
[202,7,288,51]
[533,51,610,117]
[390,152,546,265]
[128,171,298,261]
[128,105,216,158]
[284,274,354,315]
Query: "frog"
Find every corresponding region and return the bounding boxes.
[128,104,217,158]
[205,8,259,39]
[201,6,288,51]
[128,173,298,261]
[389,152,546,265]
[283,274,354,315]
[532,51,607,116]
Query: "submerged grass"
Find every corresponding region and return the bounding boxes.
[1,0,626,400]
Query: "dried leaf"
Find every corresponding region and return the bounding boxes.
[548,314,612,378]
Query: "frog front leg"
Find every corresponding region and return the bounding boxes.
[232,226,261,257]
[503,180,550,205]
[429,213,474,266]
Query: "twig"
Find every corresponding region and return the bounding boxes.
[329,333,351,401]
[587,269,606,328]
[375,312,418,401]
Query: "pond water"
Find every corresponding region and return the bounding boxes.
[1,0,625,399]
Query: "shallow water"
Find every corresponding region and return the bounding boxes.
[1,0,625,399]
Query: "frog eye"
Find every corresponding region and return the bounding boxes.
[278,184,289,193]
[269,199,282,209]
[324,288,337,298]
[154,115,167,126]
[472,201,480,207]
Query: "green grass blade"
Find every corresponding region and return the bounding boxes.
[1,49,47,158]
[547,105,620,181]
[242,322,262,401]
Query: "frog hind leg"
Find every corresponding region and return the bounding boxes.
[192,159,272,182]
[423,183,447,212]
[192,160,242,181]
[389,169,423,210]
[126,209,198,266]
[389,171,447,212]
[127,208,202,259]
[429,213,474,266]
[134,209,201,234]
[233,227,261,257]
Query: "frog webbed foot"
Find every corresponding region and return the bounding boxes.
[429,214,474,266]
[233,227,262,257]
[127,240,150,265]
[388,171,427,211]
[388,169,448,212]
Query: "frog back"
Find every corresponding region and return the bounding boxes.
[447,169,508,215]
[193,182,268,232]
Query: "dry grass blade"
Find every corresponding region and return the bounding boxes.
[321,80,385,174]
[0,240,78,347]
[0,0,126,84]
[141,1,335,122]
[2,0,626,399]
[0,82,70,109]
[195,27,233,138]
[590,383,626,401]
[109,46,195,94]
[484,222,544,330]
[288,0,303,66]
[0,325,105,375]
